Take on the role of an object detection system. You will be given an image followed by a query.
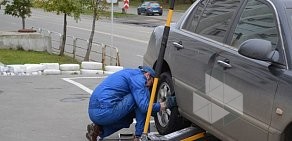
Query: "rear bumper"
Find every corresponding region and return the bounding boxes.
[146,9,163,14]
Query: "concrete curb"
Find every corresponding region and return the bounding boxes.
[0,61,123,76]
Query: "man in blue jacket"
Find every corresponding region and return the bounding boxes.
[86,66,176,141]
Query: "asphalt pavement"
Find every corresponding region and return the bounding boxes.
[0,75,157,141]
[0,5,187,141]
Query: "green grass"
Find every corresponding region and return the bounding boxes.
[0,49,79,65]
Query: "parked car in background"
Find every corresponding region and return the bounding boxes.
[144,0,292,140]
[137,1,163,16]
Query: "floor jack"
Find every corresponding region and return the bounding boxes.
[147,126,206,141]
[119,126,218,141]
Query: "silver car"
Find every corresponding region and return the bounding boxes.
[143,0,292,140]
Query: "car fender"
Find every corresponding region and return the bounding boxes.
[144,25,164,66]
[144,24,177,67]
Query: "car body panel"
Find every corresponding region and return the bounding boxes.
[168,28,221,124]
[210,46,278,140]
[143,0,292,140]
[137,2,150,14]
[137,1,162,15]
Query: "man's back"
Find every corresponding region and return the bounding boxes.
[90,68,145,107]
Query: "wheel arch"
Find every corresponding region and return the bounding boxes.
[152,59,191,135]
[153,59,172,77]
[281,122,292,141]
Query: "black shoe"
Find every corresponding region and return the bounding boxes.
[86,123,100,141]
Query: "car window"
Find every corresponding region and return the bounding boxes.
[141,2,150,7]
[182,0,208,33]
[195,0,241,42]
[150,3,160,7]
[231,0,279,49]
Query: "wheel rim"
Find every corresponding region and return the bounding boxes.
[157,82,172,127]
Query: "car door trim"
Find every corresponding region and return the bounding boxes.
[266,0,288,70]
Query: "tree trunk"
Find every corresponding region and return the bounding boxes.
[163,0,168,4]
[85,0,98,61]
[59,13,67,56]
[22,17,25,29]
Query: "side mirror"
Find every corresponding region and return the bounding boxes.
[238,39,279,62]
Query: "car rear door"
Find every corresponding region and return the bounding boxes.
[209,0,282,140]
[167,0,243,132]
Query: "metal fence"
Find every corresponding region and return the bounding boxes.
[33,27,120,66]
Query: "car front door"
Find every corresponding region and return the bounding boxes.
[168,0,243,132]
[209,0,282,140]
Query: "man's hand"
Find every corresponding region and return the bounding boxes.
[160,101,167,111]
[159,96,177,111]
[166,96,177,108]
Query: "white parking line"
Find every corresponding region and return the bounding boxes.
[62,76,106,94]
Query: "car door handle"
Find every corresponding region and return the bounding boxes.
[172,42,184,50]
[217,60,232,69]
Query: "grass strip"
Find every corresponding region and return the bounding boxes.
[0,49,79,65]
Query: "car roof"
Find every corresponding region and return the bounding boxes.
[142,1,160,4]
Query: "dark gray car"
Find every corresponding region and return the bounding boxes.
[143,0,292,140]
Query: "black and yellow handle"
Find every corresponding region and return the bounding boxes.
[143,0,175,136]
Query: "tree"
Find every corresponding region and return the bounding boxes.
[35,0,82,56]
[0,0,5,9]
[84,0,107,61]
[4,0,32,30]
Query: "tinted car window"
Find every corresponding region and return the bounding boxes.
[196,0,241,42]
[150,3,160,7]
[231,0,279,48]
[182,0,208,33]
[141,2,150,7]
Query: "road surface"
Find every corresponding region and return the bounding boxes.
[0,7,184,68]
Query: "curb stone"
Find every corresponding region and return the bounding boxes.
[0,62,123,76]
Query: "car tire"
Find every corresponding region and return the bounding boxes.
[159,13,162,16]
[281,125,292,141]
[154,72,190,135]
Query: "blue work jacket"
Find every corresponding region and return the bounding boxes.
[90,68,160,113]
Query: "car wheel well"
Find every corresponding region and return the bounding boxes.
[281,122,292,141]
[152,60,191,135]
[153,60,171,76]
